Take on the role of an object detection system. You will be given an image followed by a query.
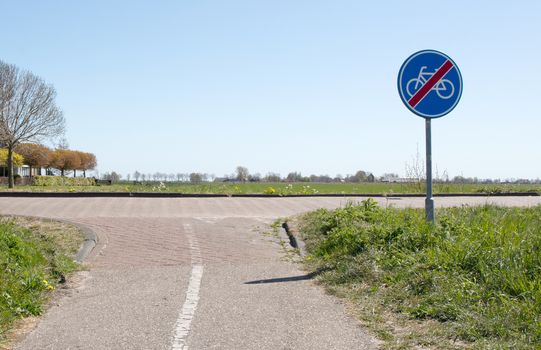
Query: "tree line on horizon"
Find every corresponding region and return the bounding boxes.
[118,167,378,184]
[113,166,541,185]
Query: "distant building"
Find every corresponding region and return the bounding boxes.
[0,165,35,185]
[0,165,31,177]
[381,177,417,183]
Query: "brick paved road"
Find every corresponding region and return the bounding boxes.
[1,196,539,349]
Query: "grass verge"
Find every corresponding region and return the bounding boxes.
[0,217,83,346]
[296,200,540,349]
[1,182,539,195]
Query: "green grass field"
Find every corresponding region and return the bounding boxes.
[297,202,541,349]
[1,181,539,195]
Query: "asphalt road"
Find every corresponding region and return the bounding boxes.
[2,196,540,350]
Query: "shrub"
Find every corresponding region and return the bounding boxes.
[0,149,24,167]
[32,176,95,187]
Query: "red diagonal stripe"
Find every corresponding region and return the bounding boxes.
[408,59,454,108]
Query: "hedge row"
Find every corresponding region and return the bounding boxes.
[32,176,96,187]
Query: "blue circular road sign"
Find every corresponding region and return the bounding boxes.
[398,50,462,118]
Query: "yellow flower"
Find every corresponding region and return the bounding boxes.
[264,187,276,195]
[42,279,55,291]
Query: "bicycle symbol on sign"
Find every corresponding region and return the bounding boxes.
[406,66,455,99]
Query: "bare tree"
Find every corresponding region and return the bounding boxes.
[190,172,203,184]
[56,137,69,150]
[102,171,121,183]
[0,60,65,188]
[404,146,425,192]
[236,166,249,182]
[352,170,369,182]
[286,172,306,182]
[249,173,261,182]
[134,171,141,182]
[264,172,281,182]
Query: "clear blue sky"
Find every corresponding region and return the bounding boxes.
[3,1,540,179]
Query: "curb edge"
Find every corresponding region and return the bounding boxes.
[68,221,98,264]
[19,216,98,264]
[282,221,306,257]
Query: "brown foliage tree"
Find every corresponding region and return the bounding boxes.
[77,152,97,177]
[14,143,51,177]
[50,149,81,177]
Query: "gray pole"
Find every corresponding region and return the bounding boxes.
[425,118,435,223]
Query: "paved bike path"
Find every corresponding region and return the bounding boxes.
[1,198,382,349]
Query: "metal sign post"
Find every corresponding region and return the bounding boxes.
[425,118,434,223]
[398,49,463,223]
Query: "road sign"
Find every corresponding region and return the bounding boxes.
[397,50,463,223]
[398,50,462,118]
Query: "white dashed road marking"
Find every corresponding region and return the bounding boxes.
[171,224,203,350]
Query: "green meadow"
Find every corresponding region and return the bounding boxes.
[1,181,539,195]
